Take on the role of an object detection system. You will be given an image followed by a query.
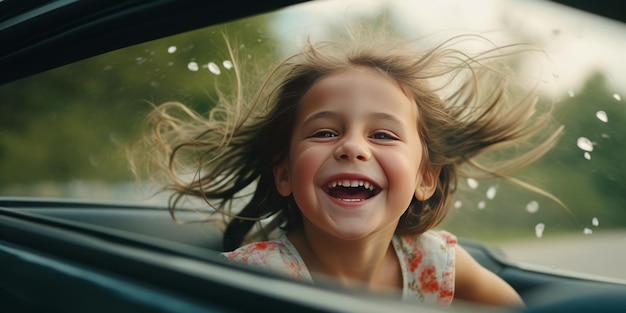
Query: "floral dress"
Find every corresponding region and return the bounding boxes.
[222,230,457,305]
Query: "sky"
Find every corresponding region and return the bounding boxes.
[272,0,626,98]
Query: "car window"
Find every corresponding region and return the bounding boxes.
[1,0,625,282]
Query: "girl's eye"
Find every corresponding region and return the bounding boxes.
[370,131,398,140]
[311,130,337,138]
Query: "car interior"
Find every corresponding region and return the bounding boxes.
[3,196,626,312]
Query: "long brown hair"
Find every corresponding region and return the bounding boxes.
[135,33,562,251]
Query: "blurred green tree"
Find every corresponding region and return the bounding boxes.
[0,12,280,185]
[444,73,626,239]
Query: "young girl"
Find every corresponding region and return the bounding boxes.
[139,31,560,307]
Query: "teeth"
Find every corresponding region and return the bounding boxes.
[328,179,375,191]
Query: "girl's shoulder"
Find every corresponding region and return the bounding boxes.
[223,240,289,265]
[222,235,311,281]
[395,230,458,249]
[393,230,457,304]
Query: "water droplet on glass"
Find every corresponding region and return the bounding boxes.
[583,228,593,235]
[477,201,486,210]
[486,186,497,200]
[454,200,462,209]
[526,200,539,213]
[222,60,233,69]
[568,89,575,97]
[168,46,177,54]
[577,137,593,152]
[601,133,610,138]
[613,93,622,101]
[208,62,221,75]
[187,62,199,71]
[592,217,599,226]
[596,111,608,123]
[467,178,479,189]
[584,152,591,160]
[535,223,545,238]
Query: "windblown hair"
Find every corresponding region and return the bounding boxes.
[136,32,562,251]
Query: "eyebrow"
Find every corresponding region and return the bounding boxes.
[370,112,405,125]
[301,111,405,126]
[301,111,337,126]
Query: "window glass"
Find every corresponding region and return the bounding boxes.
[0,10,280,204]
[1,0,624,281]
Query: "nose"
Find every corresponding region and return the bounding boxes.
[334,133,371,161]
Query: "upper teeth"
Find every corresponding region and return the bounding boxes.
[328,180,374,191]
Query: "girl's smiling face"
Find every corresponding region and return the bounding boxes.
[274,67,438,241]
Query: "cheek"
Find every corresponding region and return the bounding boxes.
[288,146,325,190]
[379,148,423,195]
[384,155,416,183]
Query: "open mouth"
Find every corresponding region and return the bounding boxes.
[325,179,381,202]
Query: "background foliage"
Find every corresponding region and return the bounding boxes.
[0,4,624,240]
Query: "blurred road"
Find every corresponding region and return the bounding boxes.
[496,230,626,281]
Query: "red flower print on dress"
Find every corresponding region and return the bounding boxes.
[228,241,285,265]
[437,270,455,303]
[254,242,270,250]
[404,235,415,244]
[408,250,423,272]
[440,231,458,245]
[438,289,454,303]
[226,250,241,260]
[225,231,457,305]
[419,265,440,294]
